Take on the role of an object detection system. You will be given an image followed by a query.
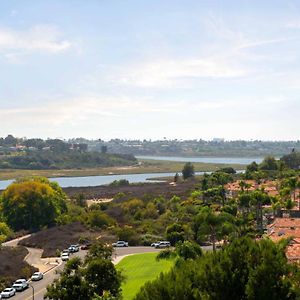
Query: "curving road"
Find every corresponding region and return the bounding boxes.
[5,241,213,300]
[11,247,161,300]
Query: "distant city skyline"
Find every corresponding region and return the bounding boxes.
[1,1,300,141]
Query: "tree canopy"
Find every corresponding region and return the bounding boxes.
[135,237,300,300]
[182,162,195,180]
[1,177,67,230]
[45,241,122,300]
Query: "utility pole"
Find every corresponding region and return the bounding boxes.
[30,284,35,300]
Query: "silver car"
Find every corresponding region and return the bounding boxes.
[112,241,128,247]
[31,272,43,281]
[12,279,28,291]
[155,241,171,248]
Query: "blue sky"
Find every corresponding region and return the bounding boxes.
[1,0,300,140]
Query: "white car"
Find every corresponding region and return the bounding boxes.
[62,249,70,255]
[155,241,171,249]
[112,241,129,247]
[151,241,162,247]
[61,253,69,261]
[1,288,16,298]
[31,272,43,281]
[12,278,28,291]
[68,244,79,253]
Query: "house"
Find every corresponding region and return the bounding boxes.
[225,179,280,198]
[267,217,300,262]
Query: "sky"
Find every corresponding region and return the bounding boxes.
[1,0,300,141]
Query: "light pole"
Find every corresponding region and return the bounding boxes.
[30,284,35,300]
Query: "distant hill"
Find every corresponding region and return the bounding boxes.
[0,151,137,170]
[86,139,300,157]
[0,135,137,170]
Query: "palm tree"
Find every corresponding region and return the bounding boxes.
[287,177,298,203]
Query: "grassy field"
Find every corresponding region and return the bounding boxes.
[117,252,174,300]
[0,159,244,180]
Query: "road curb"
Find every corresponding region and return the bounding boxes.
[43,260,62,275]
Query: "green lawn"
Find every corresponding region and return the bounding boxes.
[116,252,174,300]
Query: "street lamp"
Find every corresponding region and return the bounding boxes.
[30,284,35,300]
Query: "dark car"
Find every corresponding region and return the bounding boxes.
[81,243,91,250]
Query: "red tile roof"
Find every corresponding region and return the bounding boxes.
[286,244,300,261]
[268,218,300,229]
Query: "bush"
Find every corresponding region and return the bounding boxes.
[182,162,195,180]
[86,211,114,229]
[109,179,130,187]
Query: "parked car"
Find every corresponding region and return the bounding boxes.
[61,253,69,261]
[68,244,79,253]
[62,249,70,255]
[155,241,171,249]
[112,241,129,247]
[31,272,43,281]
[12,278,28,291]
[81,243,91,250]
[1,288,16,298]
[151,241,162,247]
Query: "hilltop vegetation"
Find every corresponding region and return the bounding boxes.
[86,138,300,157]
[0,135,136,170]
[2,135,300,161]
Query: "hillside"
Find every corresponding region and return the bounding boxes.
[0,151,137,170]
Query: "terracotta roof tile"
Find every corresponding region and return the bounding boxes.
[286,244,300,260]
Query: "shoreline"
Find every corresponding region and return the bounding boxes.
[0,160,244,181]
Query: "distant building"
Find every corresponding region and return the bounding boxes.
[212,138,224,143]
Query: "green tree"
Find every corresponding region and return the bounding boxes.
[46,257,89,300]
[1,177,67,230]
[280,151,300,169]
[193,208,235,251]
[85,259,121,297]
[165,223,185,245]
[259,156,278,171]
[86,210,114,229]
[182,162,195,180]
[0,222,12,244]
[85,241,113,263]
[157,240,203,261]
[135,238,299,300]
[46,243,122,300]
[246,161,259,172]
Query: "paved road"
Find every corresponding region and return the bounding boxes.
[12,247,160,300]
[9,245,214,300]
[2,234,31,247]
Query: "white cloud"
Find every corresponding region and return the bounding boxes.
[108,57,248,88]
[0,25,72,61]
[0,94,232,128]
[0,98,119,126]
